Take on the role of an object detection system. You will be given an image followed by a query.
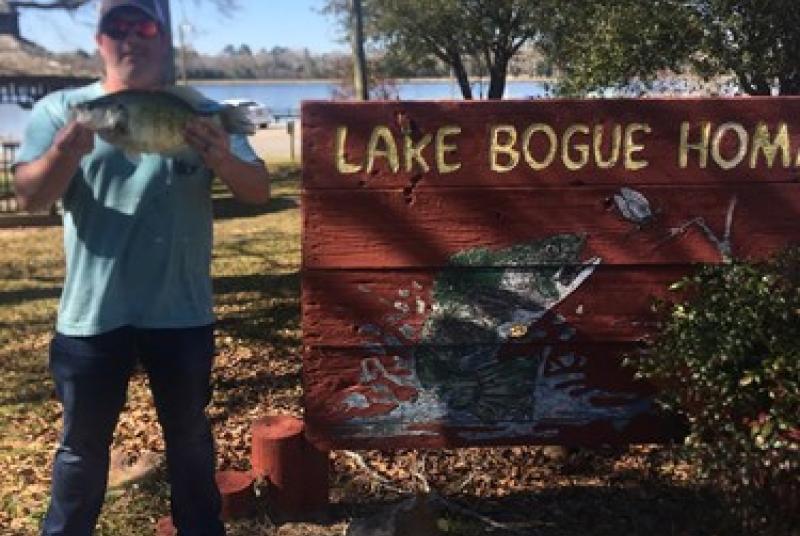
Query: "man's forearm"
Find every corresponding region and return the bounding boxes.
[14,148,82,212]
[213,155,270,205]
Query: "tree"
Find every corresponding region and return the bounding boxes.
[8,0,237,11]
[324,0,543,100]
[538,0,800,96]
[7,0,86,8]
[351,0,368,100]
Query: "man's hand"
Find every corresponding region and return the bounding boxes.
[184,118,232,171]
[53,120,95,159]
[183,117,270,205]
[14,121,95,212]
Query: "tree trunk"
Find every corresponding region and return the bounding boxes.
[487,56,509,99]
[450,53,473,100]
[351,0,369,101]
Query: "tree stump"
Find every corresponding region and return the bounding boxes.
[250,415,329,518]
[216,470,256,520]
[154,516,176,536]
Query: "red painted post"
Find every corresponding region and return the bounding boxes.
[154,516,176,536]
[216,470,256,520]
[250,415,329,517]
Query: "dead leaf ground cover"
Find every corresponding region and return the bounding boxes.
[0,165,778,535]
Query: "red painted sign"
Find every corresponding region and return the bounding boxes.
[301,99,800,450]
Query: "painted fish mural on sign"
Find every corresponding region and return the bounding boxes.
[333,233,651,440]
[414,234,599,424]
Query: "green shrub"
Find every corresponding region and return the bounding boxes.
[626,249,800,529]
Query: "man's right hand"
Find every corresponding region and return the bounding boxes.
[52,121,94,159]
[14,121,95,212]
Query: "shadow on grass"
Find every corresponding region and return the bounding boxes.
[209,368,301,424]
[0,374,53,406]
[326,483,745,536]
[213,195,298,220]
[214,272,298,295]
[0,286,61,307]
[213,272,300,350]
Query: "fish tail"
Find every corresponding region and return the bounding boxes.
[219,104,256,135]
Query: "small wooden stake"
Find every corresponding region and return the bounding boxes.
[216,470,256,520]
[155,516,176,536]
[250,415,329,517]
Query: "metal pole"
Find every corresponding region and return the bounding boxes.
[287,121,296,163]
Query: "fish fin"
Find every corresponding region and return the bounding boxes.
[553,256,601,303]
[163,85,212,110]
[219,103,256,136]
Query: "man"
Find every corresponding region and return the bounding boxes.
[13,0,269,534]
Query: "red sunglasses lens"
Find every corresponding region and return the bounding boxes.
[103,18,159,40]
[137,20,159,38]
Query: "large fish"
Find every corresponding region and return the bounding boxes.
[414,233,601,422]
[70,86,254,155]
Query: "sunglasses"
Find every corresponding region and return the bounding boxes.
[101,18,160,40]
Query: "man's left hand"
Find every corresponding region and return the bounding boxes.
[184,118,232,171]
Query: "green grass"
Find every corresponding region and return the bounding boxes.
[0,165,302,535]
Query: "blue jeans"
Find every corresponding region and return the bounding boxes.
[41,325,225,536]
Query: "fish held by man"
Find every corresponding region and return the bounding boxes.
[70,87,255,156]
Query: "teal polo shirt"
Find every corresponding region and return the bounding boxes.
[15,81,260,336]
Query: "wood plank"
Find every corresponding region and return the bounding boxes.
[302,98,800,190]
[303,266,683,346]
[302,344,681,450]
[301,99,800,449]
[303,184,800,268]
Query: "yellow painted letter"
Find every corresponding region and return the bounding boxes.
[711,122,748,170]
[436,126,462,174]
[624,123,651,171]
[522,123,557,170]
[594,124,622,169]
[490,125,519,173]
[679,122,711,168]
[365,126,400,174]
[335,126,362,174]
[404,133,433,173]
[562,124,591,171]
[750,122,790,168]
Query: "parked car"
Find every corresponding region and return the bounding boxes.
[222,99,275,129]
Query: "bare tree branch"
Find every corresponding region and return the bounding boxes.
[9,0,91,9]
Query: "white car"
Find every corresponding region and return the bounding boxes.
[222,99,275,129]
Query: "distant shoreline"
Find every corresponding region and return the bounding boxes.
[186,76,557,85]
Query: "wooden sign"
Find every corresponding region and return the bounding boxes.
[301,99,800,450]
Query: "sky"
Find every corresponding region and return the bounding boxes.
[18,0,347,55]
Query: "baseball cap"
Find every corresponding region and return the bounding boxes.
[98,0,167,26]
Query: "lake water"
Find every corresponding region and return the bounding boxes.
[0,79,550,142]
